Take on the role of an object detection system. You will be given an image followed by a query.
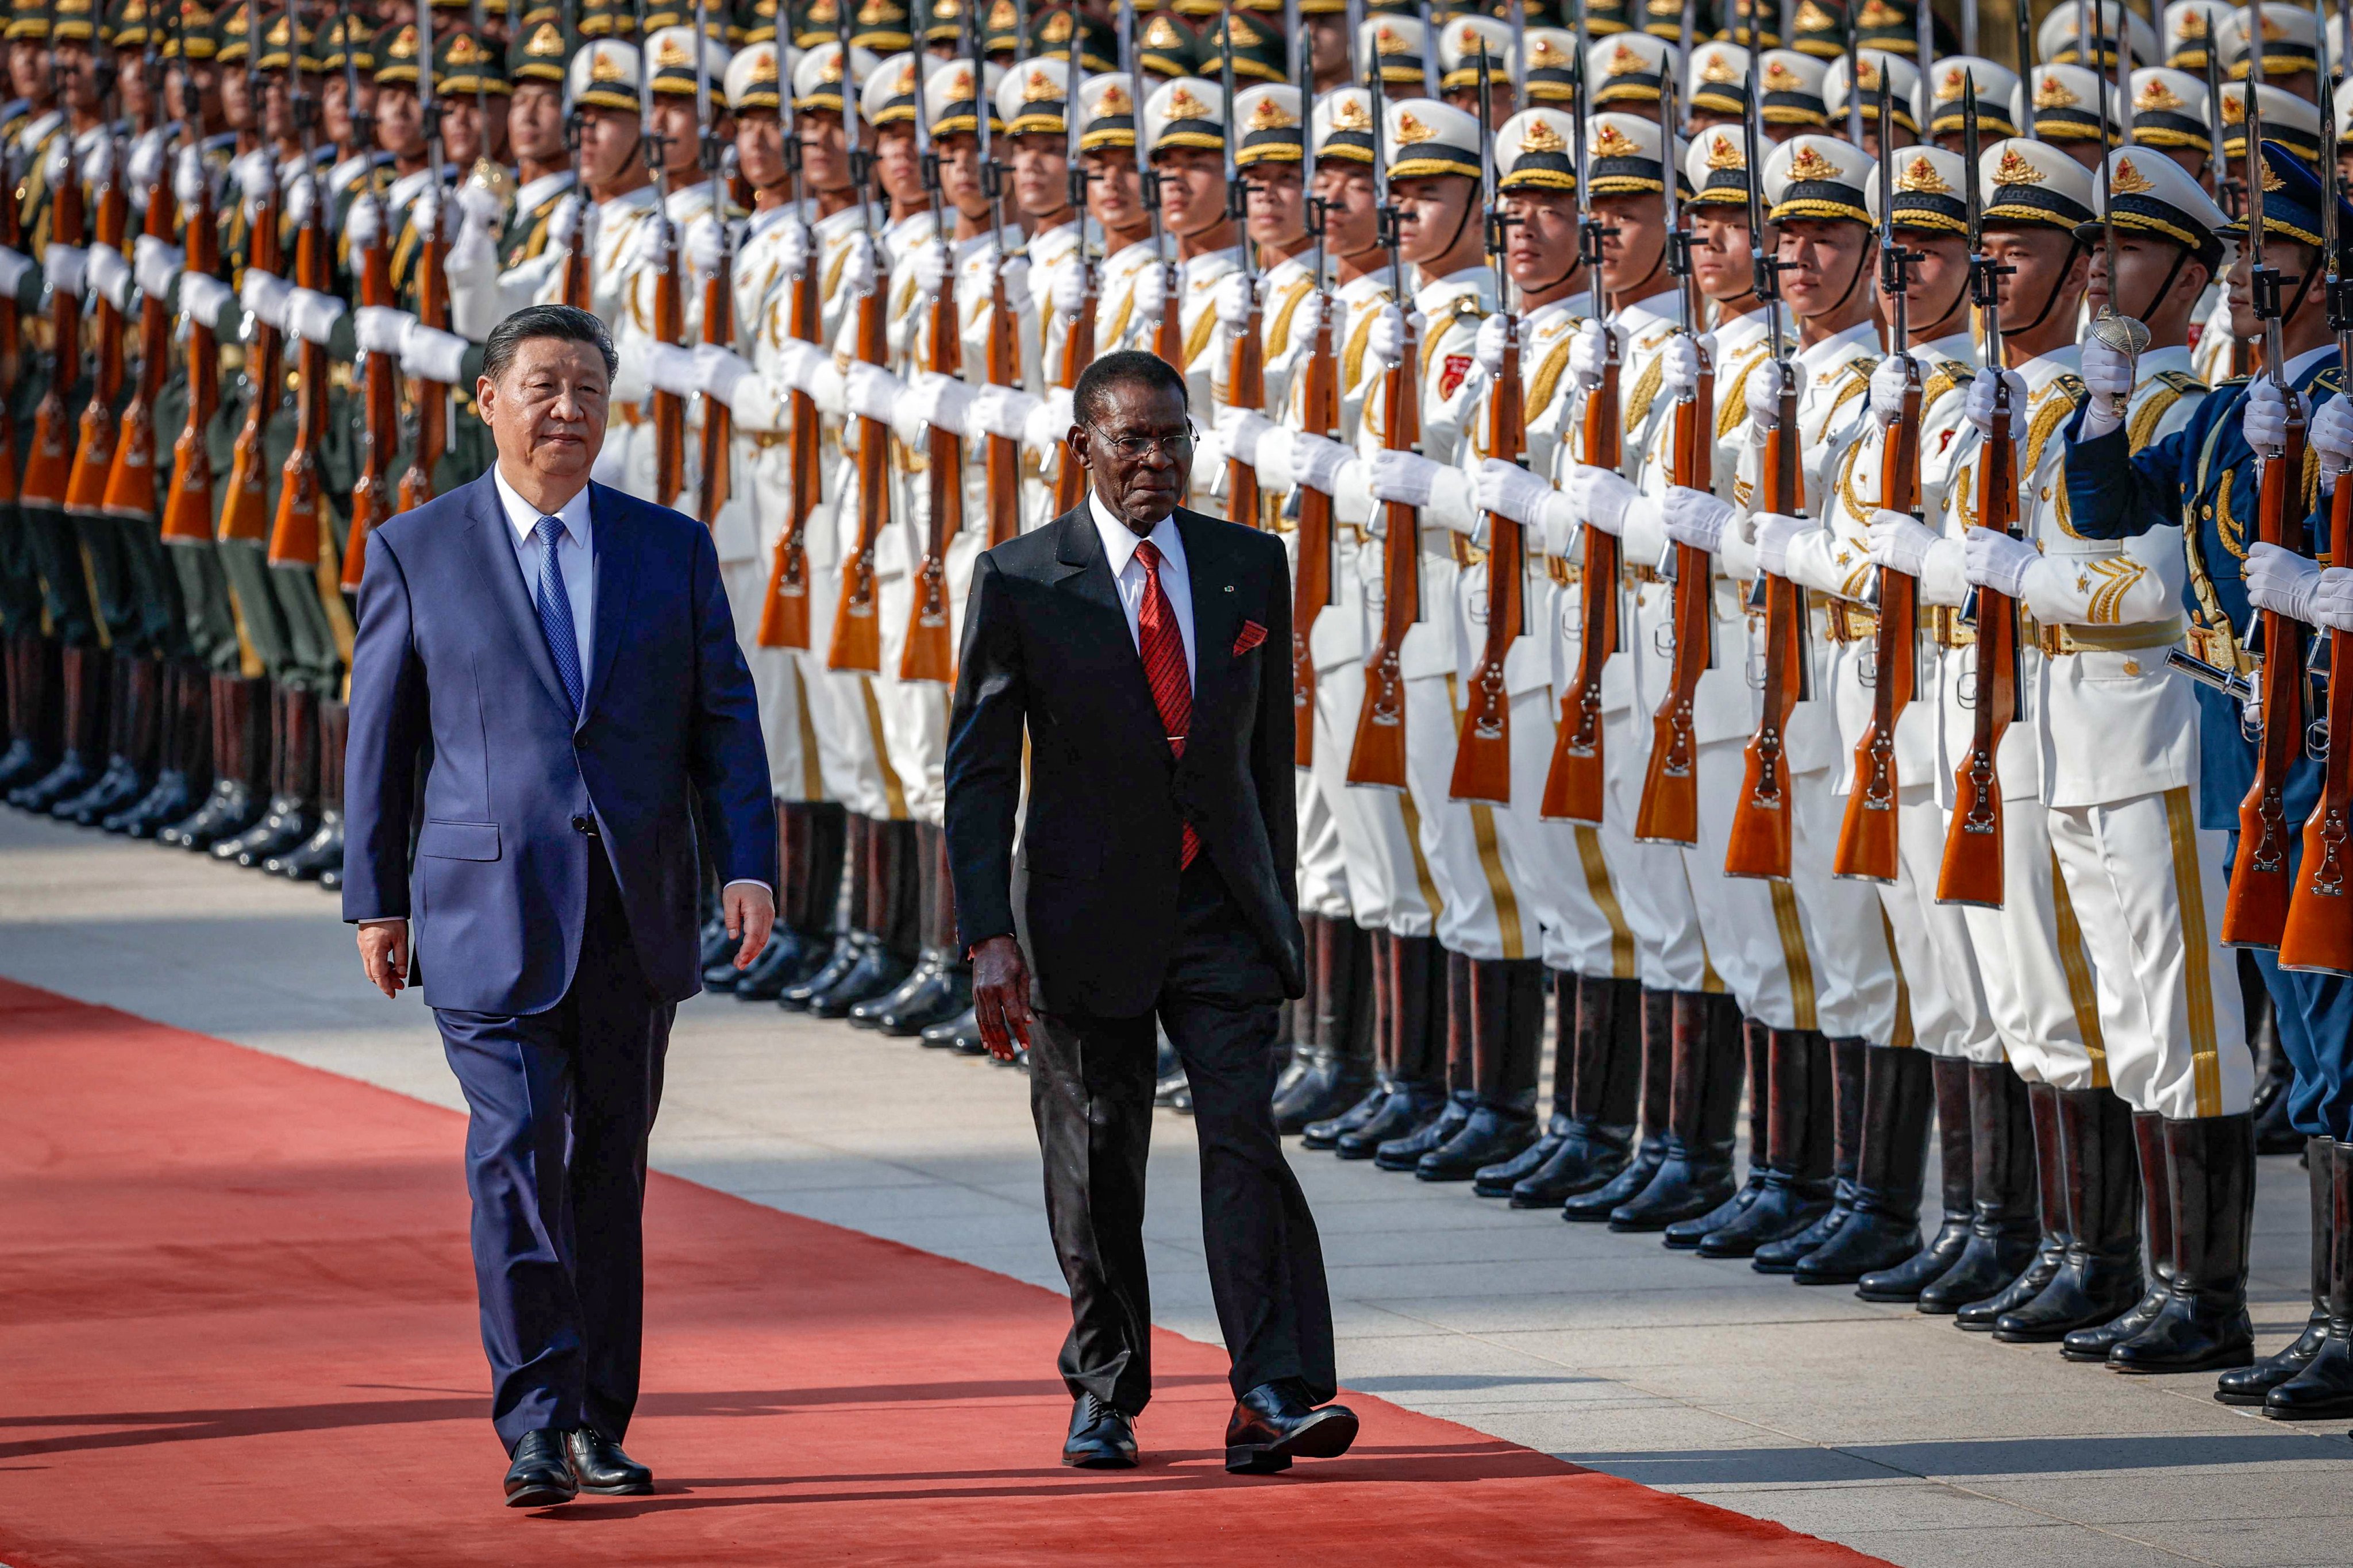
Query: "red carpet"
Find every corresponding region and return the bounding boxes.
[0,977,1883,1566]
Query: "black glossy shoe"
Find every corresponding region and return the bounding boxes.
[780,933,866,1011]
[1335,1083,1445,1161]
[860,954,972,1037]
[9,750,95,812]
[105,768,191,837]
[267,810,342,879]
[1510,1123,1634,1209]
[212,794,316,868]
[1063,1393,1138,1469]
[158,779,253,850]
[807,939,911,1019]
[2264,1331,2353,1419]
[1697,1174,1832,1259]
[1954,1237,2065,1331]
[847,952,938,1030]
[0,736,44,791]
[1302,1083,1389,1151]
[1608,1145,1736,1233]
[1275,1049,1378,1136]
[563,1429,653,1494]
[1373,1093,1471,1172]
[1752,1190,1852,1274]
[1415,1105,1536,1182]
[1223,1381,1358,1474]
[1664,1172,1763,1251]
[54,756,143,826]
[2213,1308,2328,1397]
[1859,1216,1973,1303]
[504,1429,579,1508]
[724,928,825,1000]
[1562,1139,1666,1223]
[921,1004,984,1053]
[1793,1208,1924,1286]
[1475,1118,1570,1199]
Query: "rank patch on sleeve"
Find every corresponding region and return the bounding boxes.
[1440,353,1473,398]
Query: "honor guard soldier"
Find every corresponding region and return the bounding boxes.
[1125,74,1238,501]
[440,13,579,329]
[1755,48,1830,141]
[1820,49,1921,158]
[2125,66,2215,182]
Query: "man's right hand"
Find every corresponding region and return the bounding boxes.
[358,919,410,999]
[969,934,1034,1062]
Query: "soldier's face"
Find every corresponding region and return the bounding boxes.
[1305,12,1347,84]
[1980,225,2088,332]
[480,335,611,487]
[1153,145,1226,239]
[441,96,484,167]
[375,84,424,158]
[576,104,640,186]
[1442,82,1515,125]
[1592,192,1667,298]
[52,41,96,109]
[508,80,566,162]
[7,41,47,105]
[2088,233,2207,323]
[735,109,786,192]
[1688,208,1753,305]
[795,109,849,194]
[1503,189,1580,294]
[1893,230,1971,333]
[321,71,352,144]
[649,95,701,177]
[1008,133,1068,219]
[1311,157,1378,256]
[168,60,221,127]
[873,124,927,209]
[1082,144,1143,231]
[1243,160,1304,249]
[260,74,294,140]
[2227,237,2319,340]
[936,132,992,219]
[1392,174,1474,268]
[116,48,150,121]
[1774,215,1869,320]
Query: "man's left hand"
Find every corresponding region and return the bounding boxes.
[724,881,775,969]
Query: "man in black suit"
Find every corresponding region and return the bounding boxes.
[945,352,1357,1475]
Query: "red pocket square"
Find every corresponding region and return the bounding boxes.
[1233,621,1268,655]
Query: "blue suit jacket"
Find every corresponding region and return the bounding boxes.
[340,471,776,1015]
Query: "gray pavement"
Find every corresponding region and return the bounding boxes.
[3,807,2350,1566]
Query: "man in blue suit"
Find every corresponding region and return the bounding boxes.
[342,305,777,1508]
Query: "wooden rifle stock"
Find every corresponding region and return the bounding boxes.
[2224,409,2309,946]
[1541,348,1623,822]
[559,196,592,307]
[826,285,891,672]
[900,276,958,684]
[161,169,219,545]
[217,163,282,542]
[757,253,822,649]
[22,132,86,517]
[0,145,22,503]
[1346,321,1422,789]
[1832,359,1922,881]
[1225,286,1264,527]
[1451,314,1525,804]
[695,246,735,528]
[1725,373,1806,878]
[1635,357,1716,843]
[342,211,398,587]
[267,171,327,572]
[1151,257,1182,364]
[650,213,687,507]
[2283,462,2353,972]
[64,152,126,518]
[1050,280,1095,515]
[1935,386,2024,906]
[1291,285,1339,768]
[103,134,175,521]
[395,194,449,513]
[982,271,1020,548]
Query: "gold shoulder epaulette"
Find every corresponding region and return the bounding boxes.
[2155,369,2204,394]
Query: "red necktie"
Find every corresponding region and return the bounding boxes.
[1133,540,1199,869]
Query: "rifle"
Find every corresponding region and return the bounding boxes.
[1724,51,1809,879]
[976,31,1020,548]
[2208,43,2254,379]
[340,2,396,585]
[65,116,128,520]
[558,0,591,305]
[216,0,280,542]
[267,47,326,576]
[2221,49,2305,947]
[1451,48,1520,804]
[1049,57,1095,515]
[1935,80,2023,907]
[2283,3,2353,972]
[1345,66,1419,791]
[1541,7,1620,825]
[756,36,819,649]
[1832,83,1920,881]
[896,40,958,684]
[161,44,221,545]
[1635,64,1711,843]
[103,11,174,522]
[1137,4,1181,362]
[824,39,894,673]
[396,0,450,513]
[642,0,687,507]
[1291,50,1337,767]
[693,0,735,528]
[22,64,88,521]
[1219,1,1264,526]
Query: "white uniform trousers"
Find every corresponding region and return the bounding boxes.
[1403,671,1538,961]
[731,441,824,803]
[1486,682,1640,980]
[1296,765,1352,920]
[1879,785,2002,1061]
[807,470,910,823]
[1786,761,1902,1043]
[1686,737,1820,1030]
[1950,794,2105,1085]
[1600,699,1713,993]
[1314,657,1438,938]
[2047,787,2251,1119]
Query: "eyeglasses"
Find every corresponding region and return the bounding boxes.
[1089,423,1196,461]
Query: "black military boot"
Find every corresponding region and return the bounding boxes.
[1278,920,1376,1131]
[1377,950,1476,1170]
[1609,993,1743,1231]
[57,652,153,825]
[1513,975,1641,1207]
[1920,1061,2042,1313]
[2215,1132,2328,1395]
[202,682,284,859]
[1700,1028,1834,1258]
[2262,1140,2353,1416]
[1416,958,1543,1180]
[1799,1045,1935,1284]
[864,823,973,1035]
[1956,1080,2069,1330]
[1995,1087,2146,1339]
[1270,918,1325,1108]
[2246,959,2304,1155]
[1670,1018,1773,1249]
[0,634,57,790]
[1754,1036,1866,1272]
[1480,969,1578,1197]
[162,674,267,849]
[12,645,105,811]
[812,818,916,1018]
[2110,1114,2256,1374]
[1563,988,1676,1221]
[1306,930,1395,1150]
[2070,1110,2177,1362]
[783,815,871,1011]
[1341,935,1447,1160]
[273,696,347,881]
[113,661,206,837]
[226,684,319,867]
[1861,1055,1976,1302]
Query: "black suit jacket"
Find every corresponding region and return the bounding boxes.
[945,502,1304,1018]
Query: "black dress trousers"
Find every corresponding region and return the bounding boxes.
[1029,856,1337,1416]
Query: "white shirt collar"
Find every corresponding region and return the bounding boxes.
[492,465,594,550]
[1089,489,1181,577]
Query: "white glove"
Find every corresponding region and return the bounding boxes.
[43,244,87,300]
[844,360,904,422]
[400,320,471,384]
[841,232,880,297]
[172,144,207,210]
[1869,355,1915,426]
[914,241,953,300]
[1289,290,1327,352]
[1867,508,1940,577]
[43,134,69,188]
[693,342,753,407]
[906,371,976,441]
[176,270,232,332]
[772,338,827,398]
[457,180,505,230]
[685,213,725,286]
[1293,431,1356,494]
[971,252,1029,314]
[1191,422,1226,476]
[133,234,183,300]
[2310,568,2353,633]
[1476,457,1560,527]
[544,191,590,254]
[1214,271,1256,329]
[1659,334,1700,403]
[2078,329,2135,440]
[1563,463,1640,535]
[84,244,130,310]
[346,191,383,252]
[126,129,165,193]
[2312,395,2353,486]
[1022,386,1077,458]
[0,245,29,299]
[284,171,317,229]
[354,303,417,357]
[1746,356,1789,428]
[412,186,441,244]
[283,286,346,345]
[229,148,272,214]
[1050,259,1087,317]
[1130,260,1168,329]
[1569,319,1612,391]
[445,207,497,276]
[776,214,813,277]
[2243,376,2306,461]
[1753,512,1814,579]
[2246,541,2324,623]
[1965,366,2029,442]
[1365,305,1427,372]
[1215,405,1277,471]
[1368,448,1450,507]
[81,133,112,188]
[1662,484,1738,552]
[238,266,290,329]
[1473,311,1510,376]
[966,383,1041,442]
[648,341,700,396]
[1963,526,2039,598]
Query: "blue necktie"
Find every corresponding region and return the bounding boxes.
[533,515,586,715]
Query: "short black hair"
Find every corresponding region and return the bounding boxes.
[1073,349,1189,429]
[483,304,618,384]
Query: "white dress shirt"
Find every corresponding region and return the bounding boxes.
[494,464,597,678]
[1089,492,1196,689]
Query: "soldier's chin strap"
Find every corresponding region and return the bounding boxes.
[2126,242,2193,326]
[2010,236,2084,336]
[1820,233,1872,315]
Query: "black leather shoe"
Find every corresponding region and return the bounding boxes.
[1335,1082,1444,1160]
[1510,1122,1634,1208]
[780,933,865,1011]
[860,953,972,1036]
[921,1004,987,1054]
[809,939,912,1019]
[1561,1137,1666,1222]
[1475,1118,1570,1198]
[1415,1105,1536,1181]
[504,1429,580,1508]
[1751,1188,1852,1273]
[1224,1381,1358,1474]
[1664,1172,1763,1251]
[107,768,192,837]
[563,1428,653,1494]
[268,810,343,880]
[1062,1393,1138,1469]
[1302,1082,1389,1150]
[1696,1173,1831,1259]
[54,754,144,825]
[1373,1092,1470,1171]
